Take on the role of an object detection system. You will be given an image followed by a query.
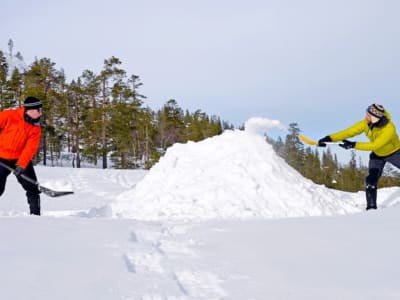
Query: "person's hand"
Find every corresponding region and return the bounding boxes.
[339,140,356,150]
[13,166,25,178]
[318,136,332,147]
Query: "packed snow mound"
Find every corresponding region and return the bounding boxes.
[112,118,362,220]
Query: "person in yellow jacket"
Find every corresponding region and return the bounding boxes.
[318,104,400,210]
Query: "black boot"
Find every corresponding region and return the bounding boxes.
[28,195,41,215]
[365,185,377,210]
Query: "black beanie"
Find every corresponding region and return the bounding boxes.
[24,96,42,110]
[367,103,385,119]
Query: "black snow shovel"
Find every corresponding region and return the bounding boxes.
[0,161,74,197]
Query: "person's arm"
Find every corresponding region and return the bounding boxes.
[16,128,41,169]
[328,120,366,142]
[0,110,10,129]
[355,123,396,152]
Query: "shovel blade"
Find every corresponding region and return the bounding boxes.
[39,186,74,197]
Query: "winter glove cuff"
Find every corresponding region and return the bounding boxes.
[339,140,356,150]
[318,135,332,147]
[13,166,25,178]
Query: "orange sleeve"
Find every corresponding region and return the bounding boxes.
[0,110,10,129]
[17,127,41,169]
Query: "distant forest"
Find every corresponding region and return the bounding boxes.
[1,39,399,192]
[0,39,233,169]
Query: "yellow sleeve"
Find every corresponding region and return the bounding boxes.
[355,123,395,152]
[329,120,367,142]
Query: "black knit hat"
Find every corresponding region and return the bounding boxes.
[367,103,385,119]
[23,96,42,110]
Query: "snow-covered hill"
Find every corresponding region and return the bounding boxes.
[1,117,400,299]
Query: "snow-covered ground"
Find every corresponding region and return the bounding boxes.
[1,118,400,299]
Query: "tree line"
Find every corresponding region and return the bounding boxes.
[267,123,400,192]
[0,41,233,169]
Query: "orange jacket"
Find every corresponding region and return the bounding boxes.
[0,107,41,169]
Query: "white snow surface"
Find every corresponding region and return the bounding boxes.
[1,117,400,299]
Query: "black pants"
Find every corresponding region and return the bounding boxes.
[365,149,400,208]
[0,159,41,215]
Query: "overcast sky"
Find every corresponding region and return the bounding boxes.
[2,0,400,163]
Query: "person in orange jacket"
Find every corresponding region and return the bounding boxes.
[318,104,400,210]
[0,96,42,215]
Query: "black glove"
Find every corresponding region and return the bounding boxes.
[339,140,356,150]
[318,135,332,147]
[13,166,25,178]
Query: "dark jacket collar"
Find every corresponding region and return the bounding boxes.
[24,113,41,126]
[369,116,389,129]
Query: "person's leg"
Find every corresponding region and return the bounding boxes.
[0,159,12,196]
[386,149,400,169]
[365,153,385,210]
[17,162,41,215]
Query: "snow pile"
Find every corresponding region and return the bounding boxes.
[112,118,362,220]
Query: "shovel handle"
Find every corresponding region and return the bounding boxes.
[0,161,39,186]
[298,134,318,146]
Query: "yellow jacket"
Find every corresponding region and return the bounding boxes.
[329,111,400,157]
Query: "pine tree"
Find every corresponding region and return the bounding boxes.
[98,56,126,169]
[302,147,322,182]
[24,57,65,165]
[15,51,23,61]
[8,68,23,106]
[0,50,9,109]
[8,39,14,57]
[155,99,185,150]
[284,123,304,171]
[110,81,140,168]
[128,74,146,105]
[78,70,101,166]
[68,78,95,168]
[186,110,206,141]
[338,151,360,192]
[321,148,338,188]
